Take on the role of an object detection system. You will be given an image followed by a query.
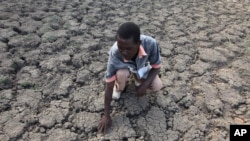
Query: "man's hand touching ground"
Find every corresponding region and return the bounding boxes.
[136,84,147,97]
[98,115,112,134]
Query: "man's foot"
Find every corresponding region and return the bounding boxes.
[112,85,121,100]
[134,81,141,86]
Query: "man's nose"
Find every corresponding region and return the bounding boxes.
[121,50,128,55]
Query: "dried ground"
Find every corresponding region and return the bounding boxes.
[0,0,250,141]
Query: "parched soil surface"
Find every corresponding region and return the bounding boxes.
[0,0,250,141]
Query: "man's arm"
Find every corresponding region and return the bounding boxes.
[98,81,115,133]
[104,81,115,117]
[142,68,159,87]
[136,37,161,96]
[136,68,160,96]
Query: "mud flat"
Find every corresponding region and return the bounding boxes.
[0,0,250,140]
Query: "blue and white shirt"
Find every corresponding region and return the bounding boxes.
[105,35,161,82]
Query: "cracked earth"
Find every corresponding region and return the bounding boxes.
[0,0,250,141]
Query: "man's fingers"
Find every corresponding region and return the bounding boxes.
[136,93,140,97]
[98,118,112,134]
[98,123,104,133]
[98,123,101,130]
[136,92,143,97]
[104,125,107,134]
[98,125,101,132]
[98,122,103,130]
[104,121,112,134]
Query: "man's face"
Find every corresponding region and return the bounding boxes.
[117,36,140,60]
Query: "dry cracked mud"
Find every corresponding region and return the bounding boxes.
[0,0,250,141]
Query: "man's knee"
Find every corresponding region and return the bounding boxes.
[151,76,163,92]
[116,69,130,80]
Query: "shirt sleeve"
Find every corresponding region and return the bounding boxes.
[149,41,161,69]
[105,50,117,82]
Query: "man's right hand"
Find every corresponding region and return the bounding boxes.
[98,115,112,134]
[99,80,114,134]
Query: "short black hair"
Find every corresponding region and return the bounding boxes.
[117,22,141,44]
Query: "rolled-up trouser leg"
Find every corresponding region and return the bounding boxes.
[115,69,130,92]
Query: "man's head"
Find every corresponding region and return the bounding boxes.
[116,22,141,60]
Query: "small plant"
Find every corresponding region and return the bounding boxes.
[19,82,34,89]
[0,77,11,85]
[0,76,12,89]
[224,41,234,48]
[32,84,42,92]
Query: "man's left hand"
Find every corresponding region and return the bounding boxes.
[136,83,147,97]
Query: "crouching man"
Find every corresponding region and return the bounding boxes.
[98,22,163,133]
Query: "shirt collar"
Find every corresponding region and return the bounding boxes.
[123,45,147,62]
[138,45,147,58]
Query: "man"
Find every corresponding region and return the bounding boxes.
[98,22,163,133]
